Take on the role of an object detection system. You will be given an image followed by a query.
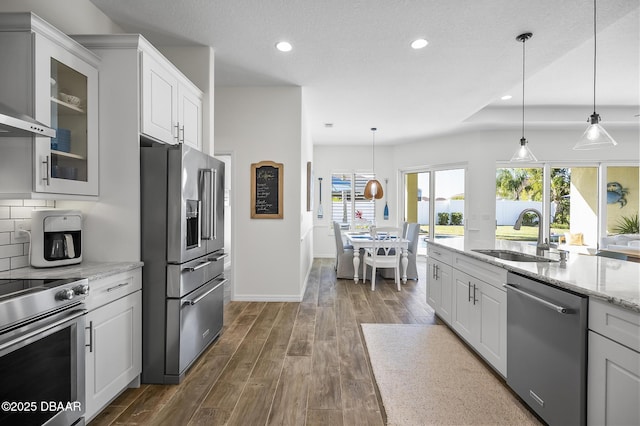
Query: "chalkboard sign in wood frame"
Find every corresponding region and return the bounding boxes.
[251,161,283,219]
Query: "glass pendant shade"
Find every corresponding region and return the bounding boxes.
[574,113,618,150]
[510,33,536,163]
[511,137,537,162]
[575,0,618,150]
[364,179,384,200]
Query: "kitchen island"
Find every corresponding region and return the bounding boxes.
[429,238,639,312]
[426,238,639,426]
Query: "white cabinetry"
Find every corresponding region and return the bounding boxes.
[0,13,100,198]
[178,83,203,149]
[451,268,507,376]
[85,268,142,422]
[141,50,202,149]
[451,253,507,376]
[426,246,453,324]
[588,298,640,426]
[451,269,475,342]
[426,243,507,377]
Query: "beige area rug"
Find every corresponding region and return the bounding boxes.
[361,324,542,426]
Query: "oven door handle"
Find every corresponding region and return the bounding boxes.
[183,279,227,306]
[504,284,568,314]
[0,308,85,352]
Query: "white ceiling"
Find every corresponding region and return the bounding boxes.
[89,0,639,145]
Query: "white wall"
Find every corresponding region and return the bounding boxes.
[215,86,313,301]
[313,144,396,258]
[314,125,639,256]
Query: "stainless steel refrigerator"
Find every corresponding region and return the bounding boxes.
[140,143,226,384]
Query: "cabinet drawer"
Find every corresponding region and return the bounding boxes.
[86,268,142,311]
[427,245,452,264]
[589,298,640,352]
[453,253,507,290]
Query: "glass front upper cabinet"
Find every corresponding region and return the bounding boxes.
[34,32,99,196]
[51,59,88,181]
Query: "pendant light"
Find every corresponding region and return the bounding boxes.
[574,0,617,150]
[364,127,384,200]
[511,32,537,162]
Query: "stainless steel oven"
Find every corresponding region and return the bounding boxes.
[0,278,89,426]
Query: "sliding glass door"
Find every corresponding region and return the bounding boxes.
[402,166,466,255]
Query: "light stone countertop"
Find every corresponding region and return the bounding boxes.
[429,238,640,313]
[0,261,143,281]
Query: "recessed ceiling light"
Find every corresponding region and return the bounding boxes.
[275,41,292,52]
[501,95,513,100]
[410,38,429,49]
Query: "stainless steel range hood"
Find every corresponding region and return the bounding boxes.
[0,102,55,138]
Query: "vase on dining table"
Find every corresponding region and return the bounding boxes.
[354,218,372,231]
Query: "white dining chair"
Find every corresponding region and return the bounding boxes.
[363,226,403,291]
[382,222,420,281]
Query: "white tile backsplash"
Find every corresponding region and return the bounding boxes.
[0,200,23,207]
[10,255,29,269]
[0,200,55,271]
[0,244,24,258]
[23,200,50,207]
[11,206,37,219]
[0,220,13,233]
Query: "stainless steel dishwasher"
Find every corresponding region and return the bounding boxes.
[505,271,588,426]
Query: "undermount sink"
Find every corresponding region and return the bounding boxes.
[472,249,557,263]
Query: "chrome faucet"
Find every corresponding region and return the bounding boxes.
[513,208,550,254]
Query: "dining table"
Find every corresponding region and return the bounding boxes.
[344,231,410,284]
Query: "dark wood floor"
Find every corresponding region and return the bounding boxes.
[89,257,436,425]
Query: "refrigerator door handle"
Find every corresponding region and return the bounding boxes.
[183,278,228,306]
[183,260,212,272]
[213,169,218,241]
[208,253,228,262]
[200,168,214,240]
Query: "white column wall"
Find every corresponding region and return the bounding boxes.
[216,86,311,301]
[299,95,314,292]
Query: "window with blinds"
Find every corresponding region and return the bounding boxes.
[331,173,375,227]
